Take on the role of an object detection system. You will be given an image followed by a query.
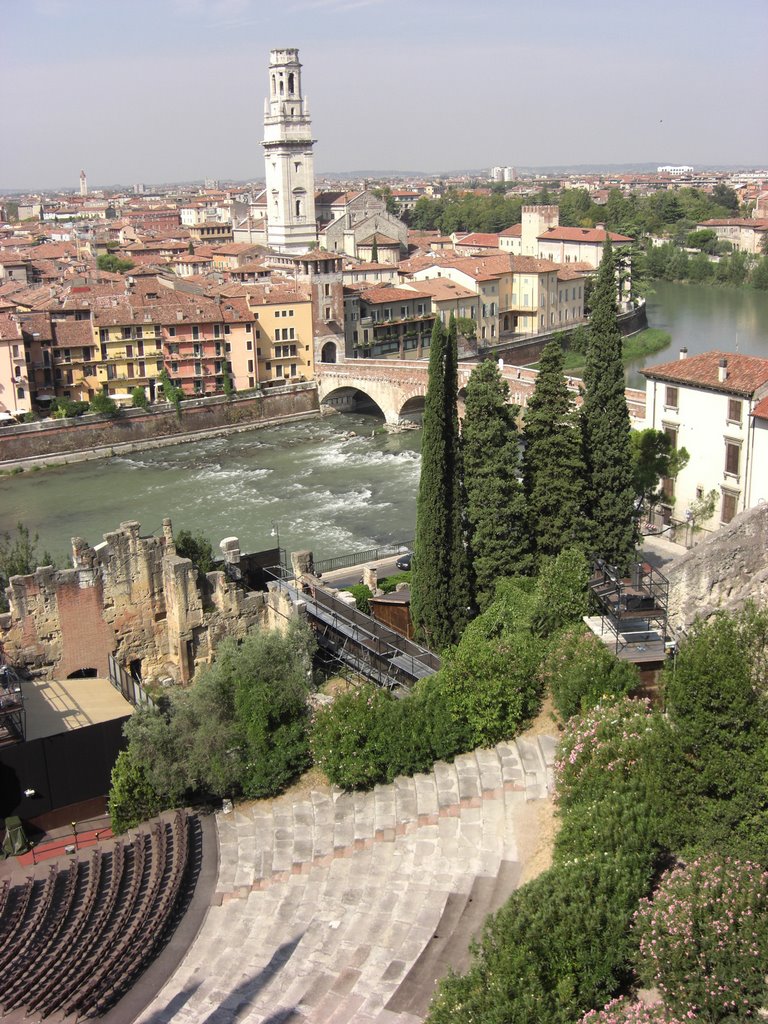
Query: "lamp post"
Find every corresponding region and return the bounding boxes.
[271,522,282,570]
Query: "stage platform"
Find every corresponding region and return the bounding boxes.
[22,677,132,742]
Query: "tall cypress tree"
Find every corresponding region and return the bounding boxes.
[463,359,530,608]
[522,340,586,562]
[411,316,468,649]
[581,240,638,572]
[445,314,471,635]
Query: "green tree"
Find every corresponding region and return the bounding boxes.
[0,523,55,611]
[686,228,718,253]
[631,428,690,508]
[97,253,135,274]
[411,316,468,649]
[175,529,215,574]
[752,255,768,289]
[89,391,119,416]
[131,386,149,409]
[655,607,768,861]
[231,623,313,797]
[108,748,165,834]
[712,182,740,214]
[581,241,637,572]
[522,341,586,562]
[159,369,183,418]
[370,236,379,262]
[462,360,530,608]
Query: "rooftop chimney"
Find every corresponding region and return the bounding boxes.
[718,357,728,383]
[679,347,688,360]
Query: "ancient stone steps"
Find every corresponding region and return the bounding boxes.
[136,734,554,1024]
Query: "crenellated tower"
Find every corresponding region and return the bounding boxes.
[262,48,318,253]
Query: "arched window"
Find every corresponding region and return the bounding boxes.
[295,198,302,216]
[288,72,295,94]
[321,342,337,364]
[279,78,284,95]
[271,74,276,94]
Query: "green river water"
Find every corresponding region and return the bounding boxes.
[1,282,767,561]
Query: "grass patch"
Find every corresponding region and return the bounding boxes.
[528,328,671,377]
[622,328,671,361]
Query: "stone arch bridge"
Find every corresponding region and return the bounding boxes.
[316,359,646,425]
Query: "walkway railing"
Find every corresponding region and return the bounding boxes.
[107,654,155,710]
[315,537,413,575]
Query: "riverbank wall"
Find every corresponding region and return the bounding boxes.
[477,301,648,366]
[0,383,320,470]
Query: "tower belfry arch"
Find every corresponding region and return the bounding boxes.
[262,48,318,254]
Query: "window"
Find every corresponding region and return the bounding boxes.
[324,283,331,297]
[725,439,740,477]
[224,325,231,335]
[288,327,295,340]
[665,385,679,410]
[248,376,255,388]
[721,489,739,525]
[192,326,200,340]
[125,344,133,358]
[246,340,253,350]
[122,327,131,340]
[99,328,109,342]
[168,326,176,337]
[245,323,252,333]
[16,386,24,400]
[213,325,221,339]
[247,359,254,372]
[727,398,742,424]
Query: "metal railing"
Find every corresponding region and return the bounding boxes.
[107,654,155,710]
[314,537,413,575]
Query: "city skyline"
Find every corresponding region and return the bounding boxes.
[3,0,768,191]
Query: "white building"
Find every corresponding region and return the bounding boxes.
[262,48,318,254]
[641,350,768,532]
[79,169,88,197]
[657,165,694,174]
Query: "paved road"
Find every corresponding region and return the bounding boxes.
[319,554,410,589]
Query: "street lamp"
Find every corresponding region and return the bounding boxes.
[270,521,280,549]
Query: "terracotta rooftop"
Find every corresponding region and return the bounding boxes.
[538,226,633,243]
[640,351,768,397]
[360,286,431,305]
[499,224,522,237]
[455,233,501,248]
[751,396,768,421]
[52,319,93,347]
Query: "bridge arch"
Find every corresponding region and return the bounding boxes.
[320,385,387,421]
[398,394,426,423]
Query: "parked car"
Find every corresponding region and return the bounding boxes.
[396,552,413,571]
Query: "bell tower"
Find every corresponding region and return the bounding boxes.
[263,48,318,254]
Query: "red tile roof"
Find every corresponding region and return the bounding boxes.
[538,226,633,243]
[499,224,522,237]
[641,351,768,396]
[455,232,500,248]
[751,396,768,421]
[360,286,431,304]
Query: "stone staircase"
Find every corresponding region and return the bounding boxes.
[135,735,555,1024]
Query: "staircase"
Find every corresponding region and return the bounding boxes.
[135,735,556,1024]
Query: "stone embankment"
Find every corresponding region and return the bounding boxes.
[0,384,320,470]
[135,733,555,1024]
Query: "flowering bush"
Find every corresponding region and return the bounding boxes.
[633,854,768,1021]
[579,997,686,1024]
[539,624,639,721]
[554,696,665,810]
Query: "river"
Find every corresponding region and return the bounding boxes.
[2,282,767,561]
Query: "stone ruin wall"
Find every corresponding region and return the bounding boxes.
[0,519,282,686]
[666,501,768,635]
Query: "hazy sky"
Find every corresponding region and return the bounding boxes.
[3,0,767,190]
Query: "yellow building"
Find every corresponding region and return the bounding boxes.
[93,303,165,402]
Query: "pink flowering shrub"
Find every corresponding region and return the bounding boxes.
[579,997,687,1024]
[554,696,665,810]
[633,854,768,1021]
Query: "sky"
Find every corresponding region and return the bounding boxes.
[2,0,767,191]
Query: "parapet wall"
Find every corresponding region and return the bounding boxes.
[0,384,319,464]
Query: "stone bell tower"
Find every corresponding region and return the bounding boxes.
[263,48,318,254]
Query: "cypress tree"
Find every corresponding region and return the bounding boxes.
[463,359,530,608]
[445,314,471,634]
[581,240,638,572]
[522,340,586,562]
[411,316,468,649]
